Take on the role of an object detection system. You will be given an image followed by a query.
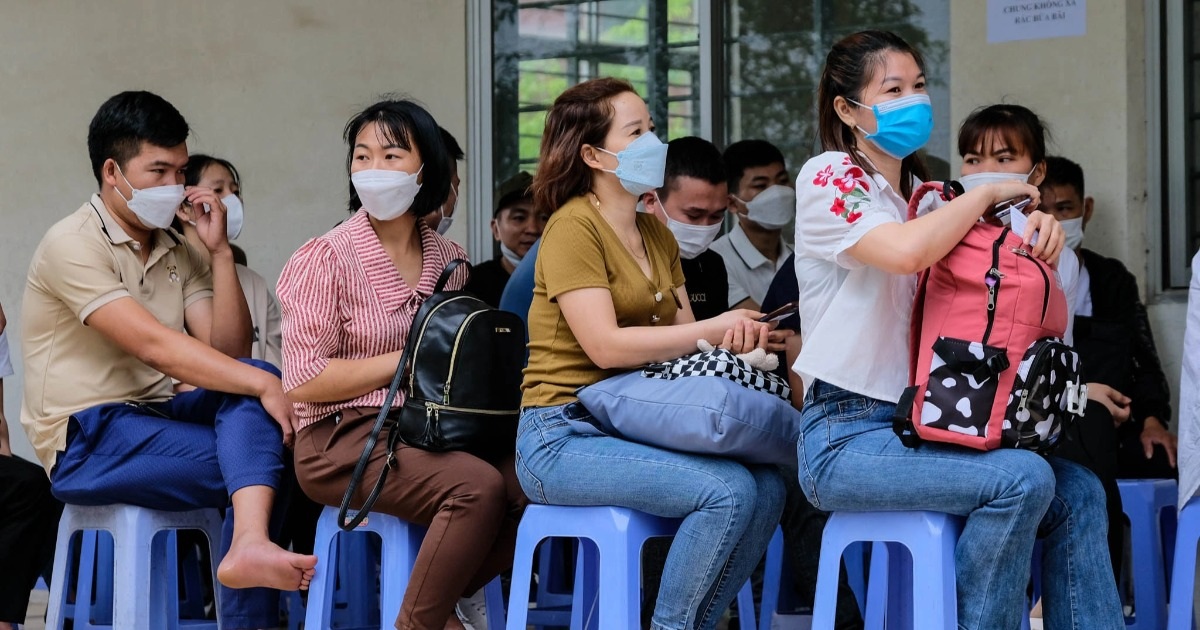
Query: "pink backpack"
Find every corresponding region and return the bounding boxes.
[892,182,1087,452]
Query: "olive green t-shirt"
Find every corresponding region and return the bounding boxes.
[521,195,687,408]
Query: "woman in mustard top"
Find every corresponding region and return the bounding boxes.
[516,77,785,630]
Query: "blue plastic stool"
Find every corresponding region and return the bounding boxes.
[306,505,505,629]
[812,511,961,630]
[506,505,680,629]
[1168,497,1200,629]
[1118,479,1178,630]
[46,504,223,630]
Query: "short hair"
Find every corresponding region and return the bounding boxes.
[230,244,248,266]
[659,136,725,201]
[184,154,241,192]
[87,91,190,186]
[343,97,451,218]
[440,127,464,162]
[1042,156,1085,198]
[723,139,785,194]
[957,104,1050,166]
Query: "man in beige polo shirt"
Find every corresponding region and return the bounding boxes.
[21,91,315,629]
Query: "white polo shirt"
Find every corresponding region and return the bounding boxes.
[710,224,792,307]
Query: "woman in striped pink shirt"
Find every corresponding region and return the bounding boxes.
[278,98,525,630]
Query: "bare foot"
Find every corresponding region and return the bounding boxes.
[217,536,317,591]
[443,615,467,630]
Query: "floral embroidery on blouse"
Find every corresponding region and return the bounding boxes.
[815,162,873,224]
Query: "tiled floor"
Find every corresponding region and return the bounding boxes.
[23,588,47,630]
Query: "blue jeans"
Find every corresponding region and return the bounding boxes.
[51,358,290,630]
[797,380,1122,630]
[516,402,785,630]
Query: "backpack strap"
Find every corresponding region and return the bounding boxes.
[892,385,921,448]
[337,329,416,530]
[433,259,471,294]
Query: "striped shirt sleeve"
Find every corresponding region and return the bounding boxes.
[277,238,340,393]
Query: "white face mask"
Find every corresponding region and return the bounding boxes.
[736,185,795,230]
[499,241,523,267]
[655,192,721,260]
[222,194,244,240]
[957,167,1036,194]
[352,166,423,221]
[1060,216,1085,250]
[436,184,458,235]
[115,164,186,230]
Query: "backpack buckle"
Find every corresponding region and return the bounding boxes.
[1066,381,1087,416]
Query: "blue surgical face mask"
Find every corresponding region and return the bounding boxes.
[597,132,668,196]
[849,94,934,159]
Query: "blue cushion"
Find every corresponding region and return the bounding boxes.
[576,370,801,466]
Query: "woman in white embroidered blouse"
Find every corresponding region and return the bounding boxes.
[791,31,1122,629]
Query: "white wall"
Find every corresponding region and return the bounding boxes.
[0,0,468,461]
[950,0,1187,425]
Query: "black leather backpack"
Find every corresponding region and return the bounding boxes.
[339,259,526,530]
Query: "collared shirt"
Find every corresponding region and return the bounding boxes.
[790,151,939,404]
[709,223,792,307]
[1179,252,1200,506]
[21,195,214,471]
[278,210,467,429]
[0,330,13,380]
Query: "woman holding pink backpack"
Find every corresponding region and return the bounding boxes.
[791,30,1122,629]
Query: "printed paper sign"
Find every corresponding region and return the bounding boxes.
[987,0,1086,43]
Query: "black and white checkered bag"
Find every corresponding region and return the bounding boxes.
[642,349,791,401]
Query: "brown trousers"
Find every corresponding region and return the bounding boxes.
[295,408,526,630]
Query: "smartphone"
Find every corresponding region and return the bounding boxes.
[758,301,798,323]
[991,197,1032,226]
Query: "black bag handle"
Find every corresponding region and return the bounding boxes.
[337,258,470,531]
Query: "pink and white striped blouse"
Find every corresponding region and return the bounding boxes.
[277,210,467,429]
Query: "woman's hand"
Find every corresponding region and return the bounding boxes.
[765,327,795,353]
[984,181,1041,210]
[716,315,771,354]
[1087,382,1131,426]
[1021,210,1064,265]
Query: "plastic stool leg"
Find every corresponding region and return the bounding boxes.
[111,510,156,630]
[505,528,542,630]
[736,579,757,630]
[483,576,505,629]
[758,527,784,630]
[811,535,849,629]
[908,515,958,630]
[594,528,641,630]
[305,512,340,630]
[863,542,889,629]
[378,519,424,627]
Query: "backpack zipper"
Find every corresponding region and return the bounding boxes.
[982,227,1011,345]
[424,401,518,415]
[407,295,475,392]
[443,310,485,403]
[1016,340,1060,415]
[1009,247,1051,323]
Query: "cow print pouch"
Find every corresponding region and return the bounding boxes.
[1002,338,1086,453]
[920,337,1007,438]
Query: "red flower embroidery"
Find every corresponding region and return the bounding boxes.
[830,197,846,214]
[832,174,860,194]
[844,166,865,179]
[813,165,834,187]
[842,155,853,165]
[847,210,863,224]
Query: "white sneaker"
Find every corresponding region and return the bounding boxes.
[456,588,488,630]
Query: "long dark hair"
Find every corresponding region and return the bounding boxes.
[957,103,1050,166]
[533,77,635,216]
[817,30,929,200]
[343,97,450,217]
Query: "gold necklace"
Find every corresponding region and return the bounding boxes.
[590,192,647,261]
